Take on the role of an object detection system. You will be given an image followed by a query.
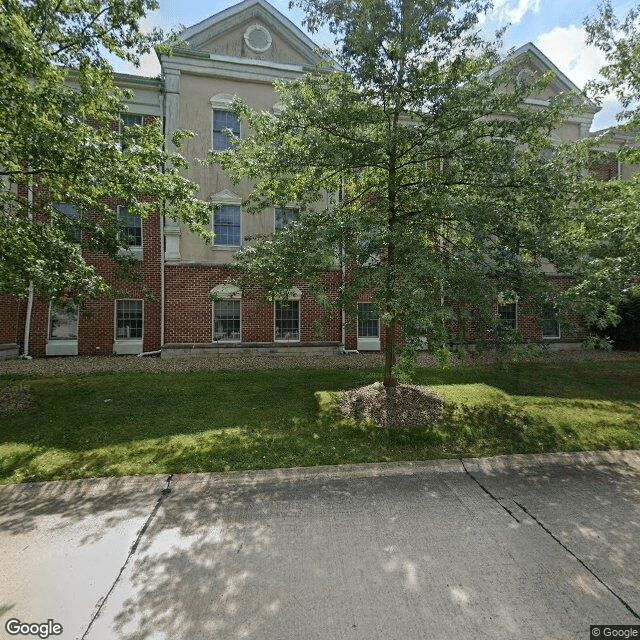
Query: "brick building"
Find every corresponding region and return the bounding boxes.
[0,0,629,359]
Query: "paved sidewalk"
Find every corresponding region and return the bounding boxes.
[1,451,639,640]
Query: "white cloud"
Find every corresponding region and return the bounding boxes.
[491,0,540,26]
[536,25,624,129]
[535,24,606,90]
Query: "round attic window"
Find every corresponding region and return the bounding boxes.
[244,24,272,52]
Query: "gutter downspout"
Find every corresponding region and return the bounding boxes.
[160,195,165,349]
[338,180,359,355]
[339,177,346,349]
[23,177,34,356]
[160,69,166,349]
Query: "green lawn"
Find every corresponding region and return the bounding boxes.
[0,360,639,484]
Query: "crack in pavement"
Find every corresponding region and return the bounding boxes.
[79,474,174,640]
[460,459,520,522]
[513,499,640,621]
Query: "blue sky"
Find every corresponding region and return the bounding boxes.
[117,0,638,131]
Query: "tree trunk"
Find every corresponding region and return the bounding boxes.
[383,316,397,386]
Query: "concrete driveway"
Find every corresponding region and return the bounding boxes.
[0,451,639,640]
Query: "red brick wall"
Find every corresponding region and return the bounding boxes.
[24,209,162,356]
[164,265,342,344]
[344,275,588,352]
[0,295,22,346]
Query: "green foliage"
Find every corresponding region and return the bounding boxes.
[585,1,640,141]
[574,3,640,322]
[214,0,592,384]
[1,360,640,483]
[595,296,640,351]
[0,0,212,303]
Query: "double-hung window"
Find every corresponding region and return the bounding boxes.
[118,205,142,249]
[541,305,560,339]
[120,113,143,150]
[52,203,81,242]
[213,299,241,342]
[275,300,300,342]
[48,301,79,341]
[498,302,517,331]
[115,300,143,340]
[212,110,240,151]
[274,207,298,231]
[213,204,241,247]
[358,303,380,338]
[46,300,79,356]
[357,302,380,351]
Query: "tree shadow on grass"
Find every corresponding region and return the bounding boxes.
[316,391,565,457]
[413,360,640,402]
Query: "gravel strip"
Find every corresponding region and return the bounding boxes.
[0,348,638,377]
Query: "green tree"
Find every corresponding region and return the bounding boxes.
[217,0,590,386]
[0,0,211,302]
[560,1,640,331]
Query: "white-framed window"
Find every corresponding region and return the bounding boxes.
[115,299,143,340]
[52,202,81,242]
[357,302,380,351]
[274,207,298,231]
[244,24,272,53]
[213,299,242,342]
[48,300,79,341]
[498,302,518,331]
[541,305,560,339]
[117,205,142,248]
[212,110,240,151]
[213,204,241,247]
[119,113,143,150]
[357,303,380,339]
[275,299,300,342]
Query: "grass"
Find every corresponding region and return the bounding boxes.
[0,360,639,484]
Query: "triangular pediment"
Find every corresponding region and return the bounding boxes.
[505,43,598,110]
[177,0,328,68]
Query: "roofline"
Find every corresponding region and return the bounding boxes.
[112,71,162,88]
[496,42,599,111]
[178,0,323,56]
[589,126,637,141]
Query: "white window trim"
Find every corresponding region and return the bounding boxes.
[273,205,299,232]
[357,302,381,351]
[119,112,144,151]
[274,289,302,342]
[211,190,242,249]
[497,301,518,331]
[117,205,143,258]
[243,24,272,53]
[114,299,144,355]
[540,302,561,339]
[211,285,242,343]
[542,317,561,340]
[46,301,79,356]
[210,94,240,152]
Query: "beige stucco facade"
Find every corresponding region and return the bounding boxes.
[156,0,326,266]
[153,3,614,274]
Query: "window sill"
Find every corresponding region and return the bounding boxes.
[46,340,78,356]
[357,338,381,351]
[113,340,143,355]
[118,247,143,261]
